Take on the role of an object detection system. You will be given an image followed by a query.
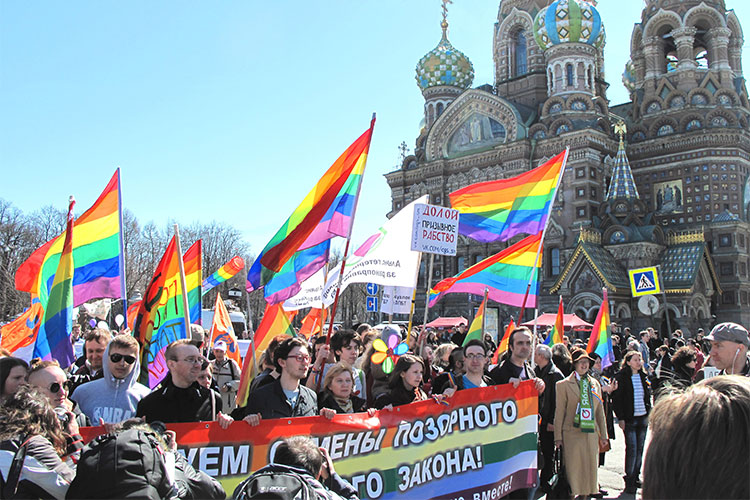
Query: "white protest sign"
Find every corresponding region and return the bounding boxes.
[411,203,459,256]
[283,266,326,311]
[381,286,413,315]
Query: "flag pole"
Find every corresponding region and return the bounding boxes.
[516,147,569,324]
[406,251,423,343]
[173,224,192,340]
[243,263,259,378]
[116,167,129,329]
[418,253,435,351]
[326,113,376,344]
[481,287,488,338]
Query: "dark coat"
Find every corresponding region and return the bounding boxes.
[136,377,221,424]
[611,369,651,421]
[231,377,318,420]
[318,390,368,414]
[489,359,536,386]
[535,361,564,427]
[373,383,427,409]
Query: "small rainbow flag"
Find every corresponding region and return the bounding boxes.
[450,150,567,242]
[247,118,375,304]
[587,288,614,369]
[133,236,189,388]
[492,318,515,365]
[202,256,245,295]
[545,296,564,346]
[34,197,76,368]
[15,170,125,309]
[183,240,202,325]
[463,293,487,346]
[429,232,542,308]
[235,303,295,407]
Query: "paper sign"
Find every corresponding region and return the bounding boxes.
[411,203,460,256]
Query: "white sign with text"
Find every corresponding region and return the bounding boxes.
[411,203,460,256]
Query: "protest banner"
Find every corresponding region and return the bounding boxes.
[381,285,413,315]
[411,203,459,256]
[80,382,538,499]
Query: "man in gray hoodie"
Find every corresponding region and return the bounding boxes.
[71,335,150,424]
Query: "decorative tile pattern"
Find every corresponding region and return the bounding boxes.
[416,36,474,91]
[533,0,605,51]
[606,139,640,201]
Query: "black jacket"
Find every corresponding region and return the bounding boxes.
[611,369,651,421]
[136,378,221,424]
[231,377,318,420]
[318,390,368,414]
[373,383,427,409]
[535,361,564,427]
[489,359,536,386]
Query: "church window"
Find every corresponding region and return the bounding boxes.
[576,168,585,178]
[589,168,597,179]
[576,206,587,218]
[631,131,646,142]
[718,94,732,106]
[457,256,466,272]
[691,93,708,105]
[711,116,728,127]
[686,119,702,131]
[576,188,585,198]
[657,124,674,136]
[722,291,735,304]
[556,123,570,135]
[571,100,588,111]
[591,187,597,199]
[474,254,484,264]
[566,64,574,87]
[514,31,528,77]
[647,101,661,114]
[533,129,547,139]
[436,102,445,117]
[720,234,732,247]
[669,96,685,109]
[550,248,561,276]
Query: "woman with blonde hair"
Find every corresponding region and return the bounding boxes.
[318,362,368,414]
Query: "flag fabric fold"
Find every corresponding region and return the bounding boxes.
[428,232,543,308]
[208,293,242,368]
[15,170,124,308]
[2,297,43,361]
[450,150,566,242]
[492,318,515,365]
[247,121,374,304]
[298,307,325,338]
[463,294,487,346]
[133,236,189,388]
[34,198,76,368]
[183,240,202,325]
[202,256,245,295]
[587,288,615,369]
[236,303,295,407]
[545,296,565,346]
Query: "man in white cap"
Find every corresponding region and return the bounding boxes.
[211,340,241,412]
[696,322,750,380]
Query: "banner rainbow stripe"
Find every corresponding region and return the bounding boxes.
[545,296,564,345]
[587,288,614,369]
[183,240,202,325]
[429,233,542,308]
[450,150,566,243]
[15,170,124,308]
[202,256,245,295]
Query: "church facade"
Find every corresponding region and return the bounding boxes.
[385,0,750,336]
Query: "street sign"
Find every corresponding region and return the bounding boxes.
[366,283,379,296]
[628,267,661,297]
[366,296,379,312]
[411,203,460,256]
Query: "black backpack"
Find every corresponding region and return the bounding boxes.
[66,429,176,499]
[232,465,320,500]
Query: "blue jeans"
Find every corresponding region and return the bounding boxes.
[624,415,648,479]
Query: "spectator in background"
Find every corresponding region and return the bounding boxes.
[433,343,455,372]
[666,346,697,391]
[551,343,573,377]
[450,323,467,346]
[248,334,287,393]
[431,346,465,395]
[68,329,110,394]
[534,344,564,491]
[374,354,429,409]
[210,340,241,413]
[0,356,29,401]
[696,322,750,379]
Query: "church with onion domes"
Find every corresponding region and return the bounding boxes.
[386,0,750,335]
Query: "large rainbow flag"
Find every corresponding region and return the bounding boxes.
[450,150,567,242]
[247,118,375,304]
[463,293,487,346]
[15,169,125,309]
[202,256,245,295]
[236,303,295,407]
[587,288,615,369]
[545,296,565,346]
[34,197,77,368]
[133,235,190,388]
[183,240,202,325]
[429,232,543,308]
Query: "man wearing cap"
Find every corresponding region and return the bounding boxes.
[696,322,750,380]
[211,340,241,412]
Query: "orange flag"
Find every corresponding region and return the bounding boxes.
[1,298,43,359]
[492,318,515,365]
[299,307,326,338]
[208,294,242,368]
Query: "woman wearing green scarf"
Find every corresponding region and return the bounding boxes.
[554,348,609,499]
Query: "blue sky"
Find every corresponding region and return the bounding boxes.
[2,1,749,258]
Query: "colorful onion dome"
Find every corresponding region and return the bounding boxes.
[416,20,474,91]
[533,0,606,51]
[623,60,636,93]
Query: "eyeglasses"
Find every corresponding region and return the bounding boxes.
[48,380,70,394]
[287,354,311,363]
[110,353,136,364]
[465,353,487,361]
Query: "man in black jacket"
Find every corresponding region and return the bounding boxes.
[232,337,335,424]
[136,339,232,427]
[489,327,545,393]
[534,344,564,490]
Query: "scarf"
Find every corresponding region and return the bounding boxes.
[573,375,595,433]
[334,396,353,414]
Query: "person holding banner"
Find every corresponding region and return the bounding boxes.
[554,348,609,499]
[441,340,492,395]
[318,362,369,414]
[374,354,429,409]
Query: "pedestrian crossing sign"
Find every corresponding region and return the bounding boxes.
[628,267,661,297]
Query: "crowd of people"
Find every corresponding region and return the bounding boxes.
[0,317,748,499]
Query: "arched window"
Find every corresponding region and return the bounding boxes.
[550,248,560,276]
[436,102,444,117]
[566,64,574,87]
[514,31,528,77]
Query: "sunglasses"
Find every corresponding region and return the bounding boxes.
[48,380,70,394]
[110,353,136,364]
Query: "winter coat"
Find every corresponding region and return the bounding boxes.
[317,390,368,414]
[489,359,536,386]
[535,361,564,427]
[136,377,222,424]
[611,369,651,422]
[231,377,318,420]
[373,382,427,409]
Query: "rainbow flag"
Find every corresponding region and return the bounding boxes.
[15,169,125,309]
[463,293,487,346]
[236,303,295,407]
[587,288,614,369]
[183,240,202,325]
[202,256,245,295]
[208,293,242,368]
[492,318,515,365]
[247,119,375,304]
[133,236,189,388]
[545,296,565,346]
[450,150,567,242]
[429,232,543,308]
[34,197,76,368]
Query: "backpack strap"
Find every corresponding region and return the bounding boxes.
[2,435,32,499]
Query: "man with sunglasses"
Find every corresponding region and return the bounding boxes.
[71,335,149,424]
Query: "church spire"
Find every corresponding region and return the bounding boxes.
[440,0,451,39]
[606,122,640,201]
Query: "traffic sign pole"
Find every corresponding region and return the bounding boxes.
[656,265,672,337]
